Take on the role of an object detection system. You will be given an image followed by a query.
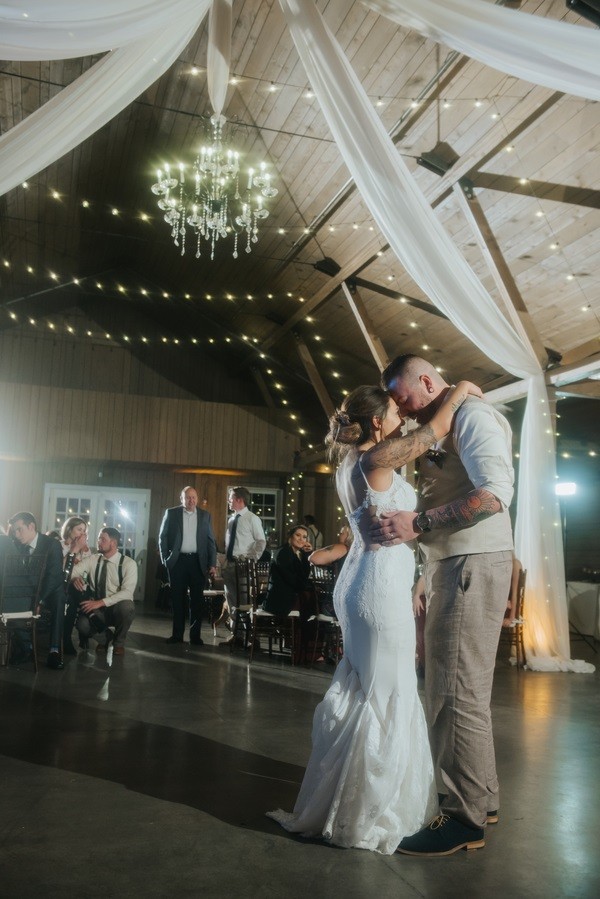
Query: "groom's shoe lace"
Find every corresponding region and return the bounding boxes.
[429,814,450,830]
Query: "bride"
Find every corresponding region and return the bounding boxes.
[268,379,480,854]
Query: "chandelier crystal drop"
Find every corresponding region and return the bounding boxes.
[151,114,278,260]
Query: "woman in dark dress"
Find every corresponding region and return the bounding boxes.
[262,525,313,616]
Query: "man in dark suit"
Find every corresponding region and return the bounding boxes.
[158,486,217,645]
[7,511,66,669]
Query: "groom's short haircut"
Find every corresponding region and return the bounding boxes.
[381,354,423,390]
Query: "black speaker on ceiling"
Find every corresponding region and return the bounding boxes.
[566,0,600,26]
[314,257,341,277]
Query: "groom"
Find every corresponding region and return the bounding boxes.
[372,354,514,856]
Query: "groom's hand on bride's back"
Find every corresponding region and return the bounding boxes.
[370,511,418,546]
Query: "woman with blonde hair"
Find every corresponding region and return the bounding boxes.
[61,516,91,653]
[269,379,480,853]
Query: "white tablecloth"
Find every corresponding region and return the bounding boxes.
[567,582,600,640]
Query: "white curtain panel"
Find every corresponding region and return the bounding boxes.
[279,0,593,671]
[0,2,211,197]
[207,0,232,116]
[362,0,600,102]
[0,0,203,60]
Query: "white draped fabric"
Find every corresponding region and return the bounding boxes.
[207,0,232,116]
[0,1,211,197]
[279,0,593,672]
[362,0,600,102]
[0,0,593,670]
[0,0,203,60]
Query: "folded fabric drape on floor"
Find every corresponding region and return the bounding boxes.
[279,0,593,672]
[362,0,600,101]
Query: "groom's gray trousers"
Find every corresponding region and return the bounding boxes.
[424,550,513,830]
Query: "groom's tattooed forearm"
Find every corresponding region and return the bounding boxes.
[429,488,501,529]
[366,424,437,469]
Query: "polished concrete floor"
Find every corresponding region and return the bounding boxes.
[1,613,598,899]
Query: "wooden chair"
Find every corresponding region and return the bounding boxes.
[498,567,527,669]
[0,551,47,673]
[309,565,342,666]
[248,560,307,665]
[229,560,254,650]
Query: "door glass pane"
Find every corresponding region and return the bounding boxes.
[51,495,91,531]
[103,499,139,559]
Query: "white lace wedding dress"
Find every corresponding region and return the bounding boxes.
[268,449,437,854]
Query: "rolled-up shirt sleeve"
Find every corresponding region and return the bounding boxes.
[453,402,514,509]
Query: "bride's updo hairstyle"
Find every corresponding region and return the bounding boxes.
[326,385,390,463]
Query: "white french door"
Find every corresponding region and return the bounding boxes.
[42,484,150,601]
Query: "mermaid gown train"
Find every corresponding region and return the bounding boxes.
[268,450,437,854]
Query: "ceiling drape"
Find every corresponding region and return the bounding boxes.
[362,0,600,101]
[0,1,211,196]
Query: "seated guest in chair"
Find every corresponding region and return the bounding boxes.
[71,527,137,655]
[61,516,92,654]
[8,511,66,670]
[262,525,313,616]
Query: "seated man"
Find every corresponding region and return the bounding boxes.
[71,527,137,655]
[7,511,66,669]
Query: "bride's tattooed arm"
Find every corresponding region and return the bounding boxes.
[364,424,438,470]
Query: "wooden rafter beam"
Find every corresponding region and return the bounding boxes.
[559,338,600,367]
[470,173,600,210]
[353,278,448,319]
[260,247,382,351]
[554,381,600,400]
[341,282,390,373]
[293,331,336,418]
[452,181,548,369]
[250,366,276,409]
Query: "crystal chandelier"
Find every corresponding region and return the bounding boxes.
[151,114,277,261]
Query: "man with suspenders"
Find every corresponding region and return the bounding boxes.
[71,527,138,655]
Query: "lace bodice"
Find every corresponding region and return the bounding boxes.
[336,450,416,550]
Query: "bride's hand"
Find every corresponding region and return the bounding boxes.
[431,380,481,440]
[455,379,482,400]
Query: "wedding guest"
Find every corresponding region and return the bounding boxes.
[262,525,313,616]
[71,527,138,655]
[7,511,66,669]
[303,514,324,550]
[158,487,217,645]
[61,516,92,654]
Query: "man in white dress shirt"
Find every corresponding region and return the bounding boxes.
[220,487,266,646]
[71,527,138,655]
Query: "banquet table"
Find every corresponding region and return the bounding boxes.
[566,581,600,640]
